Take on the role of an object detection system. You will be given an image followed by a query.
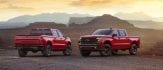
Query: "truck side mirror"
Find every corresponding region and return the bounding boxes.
[112,34,117,37]
[66,37,70,39]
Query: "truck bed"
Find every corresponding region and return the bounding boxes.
[15,35,44,46]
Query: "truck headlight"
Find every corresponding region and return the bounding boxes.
[78,38,81,43]
[96,38,102,42]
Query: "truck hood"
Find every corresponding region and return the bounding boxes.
[80,35,111,38]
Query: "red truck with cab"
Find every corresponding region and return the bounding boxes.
[79,28,140,57]
[15,28,72,57]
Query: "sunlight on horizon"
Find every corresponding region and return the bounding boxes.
[0,0,163,21]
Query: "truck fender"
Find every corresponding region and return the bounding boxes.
[65,37,71,42]
[101,40,112,47]
[131,41,140,48]
[46,41,52,46]
[67,42,71,45]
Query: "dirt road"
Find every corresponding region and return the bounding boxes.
[0,49,163,70]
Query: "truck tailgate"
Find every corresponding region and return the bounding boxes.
[15,35,43,45]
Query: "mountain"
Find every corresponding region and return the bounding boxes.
[68,17,94,24]
[0,22,28,29]
[87,14,129,24]
[0,12,163,30]
[68,14,163,30]
[114,12,163,22]
[113,12,163,30]
[7,13,91,24]
[114,12,152,21]
[0,13,92,29]
[152,17,163,22]
[83,14,134,29]
[128,20,163,30]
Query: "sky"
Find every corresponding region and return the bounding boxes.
[0,0,163,21]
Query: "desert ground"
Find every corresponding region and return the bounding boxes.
[0,49,163,70]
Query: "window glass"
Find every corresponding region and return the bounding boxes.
[52,30,58,37]
[30,29,52,35]
[118,30,126,36]
[112,30,118,36]
[92,29,112,35]
[57,30,63,37]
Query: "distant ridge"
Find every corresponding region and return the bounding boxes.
[68,17,94,24]
[0,13,92,29]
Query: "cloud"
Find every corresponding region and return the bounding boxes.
[7,4,34,10]
[0,0,163,21]
[0,0,33,10]
[70,0,135,8]
[0,0,7,3]
[0,0,74,12]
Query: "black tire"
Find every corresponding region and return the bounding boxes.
[99,44,112,57]
[112,50,118,55]
[129,44,137,55]
[32,51,38,53]
[63,44,72,56]
[80,50,91,57]
[42,44,52,57]
[18,49,27,57]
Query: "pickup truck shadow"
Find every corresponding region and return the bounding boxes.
[21,52,138,57]
[86,53,138,58]
[26,55,68,57]
[24,52,71,57]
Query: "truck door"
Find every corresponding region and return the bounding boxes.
[51,29,61,49]
[111,30,121,49]
[56,30,67,49]
[117,30,130,49]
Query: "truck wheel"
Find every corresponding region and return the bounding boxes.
[129,44,137,55]
[80,50,91,57]
[18,49,27,57]
[32,51,38,53]
[63,44,72,56]
[99,44,112,56]
[112,50,118,55]
[42,44,52,57]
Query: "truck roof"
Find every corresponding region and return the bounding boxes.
[98,28,125,30]
[31,28,58,30]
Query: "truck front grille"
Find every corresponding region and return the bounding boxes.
[80,38,98,44]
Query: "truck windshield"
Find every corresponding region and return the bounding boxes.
[30,29,52,35]
[92,29,112,35]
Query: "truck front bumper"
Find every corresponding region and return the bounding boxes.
[79,44,104,51]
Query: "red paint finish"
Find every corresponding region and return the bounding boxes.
[14,28,71,51]
[79,28,140,51]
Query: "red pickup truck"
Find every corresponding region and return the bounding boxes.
[15,28,72,57]
[79,28,140,57]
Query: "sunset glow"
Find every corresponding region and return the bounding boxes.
[0,0,163,21]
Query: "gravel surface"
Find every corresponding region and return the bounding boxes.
[0,49,163,70]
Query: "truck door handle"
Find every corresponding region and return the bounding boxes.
[60,38,64,40]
